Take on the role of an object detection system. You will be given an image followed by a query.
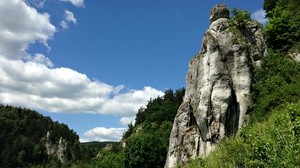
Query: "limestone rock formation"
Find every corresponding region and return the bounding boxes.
[289,52,300,62]
[44,131,69,164]
[164,4,267,168]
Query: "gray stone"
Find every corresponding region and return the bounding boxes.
[43,131,69,164]
[164,4,266,168]
[209,4,230,23]
[289,52,300,62]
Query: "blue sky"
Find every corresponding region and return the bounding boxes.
[0,0,266,142]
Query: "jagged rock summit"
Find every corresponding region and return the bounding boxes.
[165,4,267,168]
[209,3,229,23]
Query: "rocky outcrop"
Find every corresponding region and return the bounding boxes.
[165,4,267,168]
[289,52,300,62]
[44,131,68,164]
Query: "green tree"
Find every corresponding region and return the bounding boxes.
[124,133,167,168]
[264,0,300,53]
[251,51,300,120]
[231,8,251,29]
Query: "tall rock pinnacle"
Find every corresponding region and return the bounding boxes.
[164,4,267,168]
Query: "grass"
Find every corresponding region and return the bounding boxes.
[186,102,300,168]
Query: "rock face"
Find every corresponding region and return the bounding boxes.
[164,4,267,168]
[44,131,68,164]
[289,52,300,62]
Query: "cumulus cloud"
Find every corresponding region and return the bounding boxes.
[0,0,164,142]
[60,10,77,29]
[0,0,164,116]
[25,0,46,8]
[60,0,85,7]
[24,53,54,67]
[0,57,163,115]
[101,87,163,117]
[0,0,55,59]
[83,127,127,142]
[120,117,136,126]
[251,9,268,26]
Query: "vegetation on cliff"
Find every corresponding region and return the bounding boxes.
[264,0,300,53]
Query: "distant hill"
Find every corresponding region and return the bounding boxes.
[0,105,80,167]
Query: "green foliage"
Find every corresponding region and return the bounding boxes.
[122,88,185,168]
[124,133,167,168]
[187,102,300,167]
[123,88,184,140]
[263,0,278,17]
[79,141,118,161]
[122,122,134,139]
[75,143,124,168]
[0,105,81,167]
[230,8,251,29]
[134,88,185,127]
[251,51,300,120]
[264,0,300,53]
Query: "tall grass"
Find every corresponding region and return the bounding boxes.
[187,103,300,167]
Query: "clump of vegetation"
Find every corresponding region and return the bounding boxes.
[264,0,300,53]
[74,143,124,168]
[230,8,251,29]
[251,51,300,121]
[228,8,253,45]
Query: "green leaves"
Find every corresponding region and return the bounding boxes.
[251,51,300,120]
[0,105,81,167]
[187,103,300,168]
[230,8,251,29]
[124,132,167,168]
[264,0,300,53]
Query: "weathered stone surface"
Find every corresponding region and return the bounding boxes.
[289,52,300,62]
[209,4,229,23]
[165,4,266,168]
[44,131,68,164]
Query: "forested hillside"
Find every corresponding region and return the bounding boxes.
[0,105,81,167]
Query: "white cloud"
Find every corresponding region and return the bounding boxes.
[101,87,163,117]
[83,127,127,142]
[0,55,163,115]
[60,0,85,7]
[24,53,54,67]
[25,0,46,8]
[60,20,69,29]
[65,10,77,23]
[120,117,136,126]
[0,56,163,114]
[60,10,77,29]
[0,0,164,142]
[251,9,268,26]
[0,0,55,59]
[0,0,164,116]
